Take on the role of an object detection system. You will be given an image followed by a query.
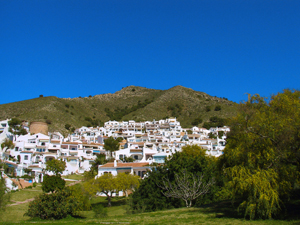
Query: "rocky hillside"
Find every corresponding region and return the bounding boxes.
[0,86,238,135]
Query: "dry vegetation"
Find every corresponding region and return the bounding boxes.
[0,86,238,135]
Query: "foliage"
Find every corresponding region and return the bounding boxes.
[218,131,225,138]
[1,138,15,150]
[205,106,211,112]
[24,188,80,220]
[167,103,182,117]
[203,116,226,129]
[159,169,215,207]
[42,175,66,193]
[186,130,193,134]
[129,166,183,213]
[208,132,217,139]
[191,117,203,126]
[68,184,91,210]
[0,175,10,213]
[105,98,154,121]
[45,159,66,175]
[219,89,300,219]
[92,204,108,218]
[65,124,71,130]
[84,173,119,207]
[214,105,221,111]
[104,137,120,156]
[90,154,107,174]
[0,86,237,133]
[116,173,140,197]
[130,145,219,212]
[123,156,134,162]
[8,118,27,136]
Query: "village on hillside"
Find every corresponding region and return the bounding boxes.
[0,118,229,191]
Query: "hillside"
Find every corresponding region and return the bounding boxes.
[0,86,238,135]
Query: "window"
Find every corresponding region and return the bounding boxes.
[24,155,28,160]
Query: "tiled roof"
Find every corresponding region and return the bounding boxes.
[100,162,149,168]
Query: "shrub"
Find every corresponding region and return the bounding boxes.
[45,119,52,124]
[24,189,80,220]
[42,175,65,193]
[214,105,221,111]
[205,106,211,112]
[92,204,108,218]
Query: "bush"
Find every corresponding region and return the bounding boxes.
[42,175,65,193]
[92,204,108,218]
[24,189,80,220]
[214,105,221,111]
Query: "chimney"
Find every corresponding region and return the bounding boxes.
[114,160,117,167]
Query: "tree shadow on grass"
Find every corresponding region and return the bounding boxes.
[196,198,300,222]
[196,200,243,219]
[91,196,127,208]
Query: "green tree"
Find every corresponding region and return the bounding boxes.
[1,138,15,151]
[8,118,27,138]
[90,154,107,174]
[130,145,218,212]
[45,159,66,175]
[219,90,300,219]
[42,175,66,193]
[117,173,140,197]
[159,169,215,207]
[84,173,119,207]
[0,174,10,213]
[42,159,66,193]
[104,137,120,158]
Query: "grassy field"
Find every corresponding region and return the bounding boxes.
[62,173,84,181]
[1,188,300,225]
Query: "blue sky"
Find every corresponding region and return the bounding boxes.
[1,0,299,104]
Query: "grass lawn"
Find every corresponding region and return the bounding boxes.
[62,174,84,181]
[1,195,300,225]
[8,184,43,203]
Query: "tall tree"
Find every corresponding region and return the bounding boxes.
[159,169,214,207]
[84,173,119,207]
[45,159,66,175]
[220,89,300,219]
[104,137,120,158]
[1,138,15,151]
[0,171,10,213]
[130,145,218,212]
[117,173,140,197]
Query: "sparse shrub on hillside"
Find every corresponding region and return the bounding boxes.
[203,116,226,129]
[205,106,211,112]
[214,105,221,111]
[65,124,71,130]
[191,117,203,126]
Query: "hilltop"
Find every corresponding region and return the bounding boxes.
[0,86,238,135]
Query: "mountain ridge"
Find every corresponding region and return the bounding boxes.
[0,86,237,135]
